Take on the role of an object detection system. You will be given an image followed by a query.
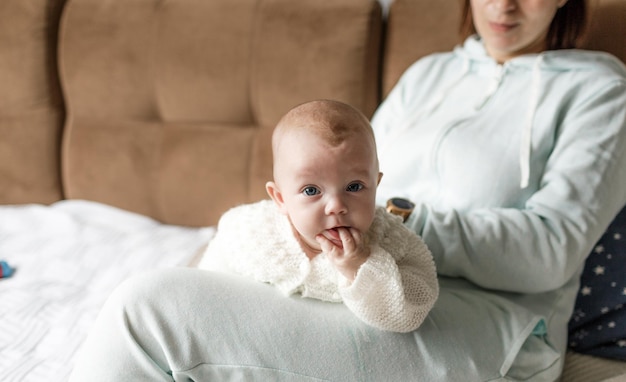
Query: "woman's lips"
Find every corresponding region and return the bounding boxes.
[489,21,517,33]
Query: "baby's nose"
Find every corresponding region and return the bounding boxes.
[325,195,348,215]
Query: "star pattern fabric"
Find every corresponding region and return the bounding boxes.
[568,206,626,360]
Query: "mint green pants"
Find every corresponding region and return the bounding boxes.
[69,268,562,381]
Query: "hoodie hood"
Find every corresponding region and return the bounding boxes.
[458,35,626,75]
[451,35,626,188]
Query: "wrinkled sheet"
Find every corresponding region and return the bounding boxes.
[0,200,214,382]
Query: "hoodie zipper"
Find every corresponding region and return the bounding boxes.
[429,64,506,188]
[474,64,505,110]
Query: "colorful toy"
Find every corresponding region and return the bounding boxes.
[0,260,14,278]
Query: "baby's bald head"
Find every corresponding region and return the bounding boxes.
[271,100,377,170]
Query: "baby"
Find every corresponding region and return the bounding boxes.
[198,99,438,332]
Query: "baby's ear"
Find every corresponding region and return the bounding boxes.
[377,172,383,186]
[266,181,288,214]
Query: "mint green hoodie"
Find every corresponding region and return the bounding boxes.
[372,35,626,360]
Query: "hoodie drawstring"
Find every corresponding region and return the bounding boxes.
[475,64,504,110]
[519,54,544,189]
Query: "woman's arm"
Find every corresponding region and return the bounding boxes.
[406,78,626,293]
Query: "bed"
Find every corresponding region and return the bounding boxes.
[0,201,214,380]
[0,0,624,380]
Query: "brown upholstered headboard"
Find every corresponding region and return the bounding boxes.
[58,0,382,226]
[1,0,623,228]
[583,0,626,63]
[382,0,462,97]
[0,0,66,204]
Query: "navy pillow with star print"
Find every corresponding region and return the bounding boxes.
[568,206,626,360]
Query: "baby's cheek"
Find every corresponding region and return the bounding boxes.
[355,213,375,237]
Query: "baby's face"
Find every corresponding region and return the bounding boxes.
[272,129,380,254]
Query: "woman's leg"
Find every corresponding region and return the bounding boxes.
[69,268,561,381]
[70,268,399,381]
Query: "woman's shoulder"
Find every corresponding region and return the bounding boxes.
[542,49,626,79]
[389,49,464,98]
[398,50,459,79]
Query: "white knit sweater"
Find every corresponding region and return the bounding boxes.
[198,200,439,332]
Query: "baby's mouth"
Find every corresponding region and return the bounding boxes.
[323,227,347,247]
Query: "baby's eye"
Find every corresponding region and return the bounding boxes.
[302,186,320,196]
[346,183,364,192]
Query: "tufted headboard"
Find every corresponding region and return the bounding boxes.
[1,0,623,228]
[58,0,382,226]
[0,0,66,205]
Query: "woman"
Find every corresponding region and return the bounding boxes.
[70,0,626,380]
[374,0,625,374]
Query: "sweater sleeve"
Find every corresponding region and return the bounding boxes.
[338,212,439,333]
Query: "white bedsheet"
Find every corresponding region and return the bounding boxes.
[0,200,215,382]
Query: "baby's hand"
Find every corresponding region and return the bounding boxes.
[316,227,370,282]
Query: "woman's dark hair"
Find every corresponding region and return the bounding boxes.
[460,0,587,50]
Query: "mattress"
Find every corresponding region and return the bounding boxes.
[0,200,215,381]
